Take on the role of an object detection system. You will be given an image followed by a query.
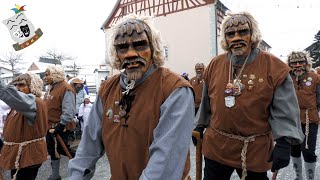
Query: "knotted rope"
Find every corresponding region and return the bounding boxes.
[211,125,270,180]
[4,137,45,180]
[305,109,310,149]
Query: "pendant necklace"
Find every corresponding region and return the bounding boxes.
[118,80,136,127]
[224,53,250,108]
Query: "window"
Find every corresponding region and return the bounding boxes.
[164,46,168,61]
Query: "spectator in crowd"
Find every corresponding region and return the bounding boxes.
[70,78,87,115]
[83,80,89,95]
[70,78,87,138]
[77,95,93,132]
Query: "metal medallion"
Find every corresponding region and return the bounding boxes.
[106,108,113,119]
[113,115,120,123]
[305,81,312,86]
[248,79,254,85]
[258,78,264,82]
[225,96,235,108]
[249,74,256,80]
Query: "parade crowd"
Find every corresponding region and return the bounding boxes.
[0,11,319,180]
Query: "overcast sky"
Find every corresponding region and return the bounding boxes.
[1,0,319,67]
[0,0,117,67]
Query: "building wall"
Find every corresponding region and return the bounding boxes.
[95,70,109,93]
[0,67,14,85]
[104,5,217,78]
[209,3,218,57]
[155,5,214,77]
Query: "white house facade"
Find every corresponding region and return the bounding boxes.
[101,0,271,78]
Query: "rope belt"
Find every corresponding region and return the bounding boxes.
[305,109,310,149]
[3,137,45,180]
[211,125,270,180]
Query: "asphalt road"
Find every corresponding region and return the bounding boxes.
[2,130,320,180]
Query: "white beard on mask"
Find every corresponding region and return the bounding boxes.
[126,69,143,81]
[292,67,306,77]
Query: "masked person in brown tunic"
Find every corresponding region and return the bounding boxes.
[0,73,48,180]
[43,66,76,180]
[287,51,320,180]
[68,14,194,180]
[190,63,205,115]
[192,11,305,180]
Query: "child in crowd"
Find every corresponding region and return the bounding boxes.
[78,95,92,131]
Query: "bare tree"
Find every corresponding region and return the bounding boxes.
[41,48,76,65]
[0,50,24,77]
[64,62,80,77]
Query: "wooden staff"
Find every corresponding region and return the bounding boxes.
[192,131,202,180]
[49,129,73,159]
[56,134,73,159]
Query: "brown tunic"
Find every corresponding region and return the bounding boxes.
[43,81,75,129]
[190,76,205,108]
[99,67,191,180]
[291,72,320,124]
[202,51,290,172]
[0,97,48,170]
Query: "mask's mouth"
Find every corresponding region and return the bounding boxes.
[121,58,147,69]
[292,67,306,75]
[229,40,248,49]
[196,72,203,76]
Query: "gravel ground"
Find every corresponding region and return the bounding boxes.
[2,129,320,180]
